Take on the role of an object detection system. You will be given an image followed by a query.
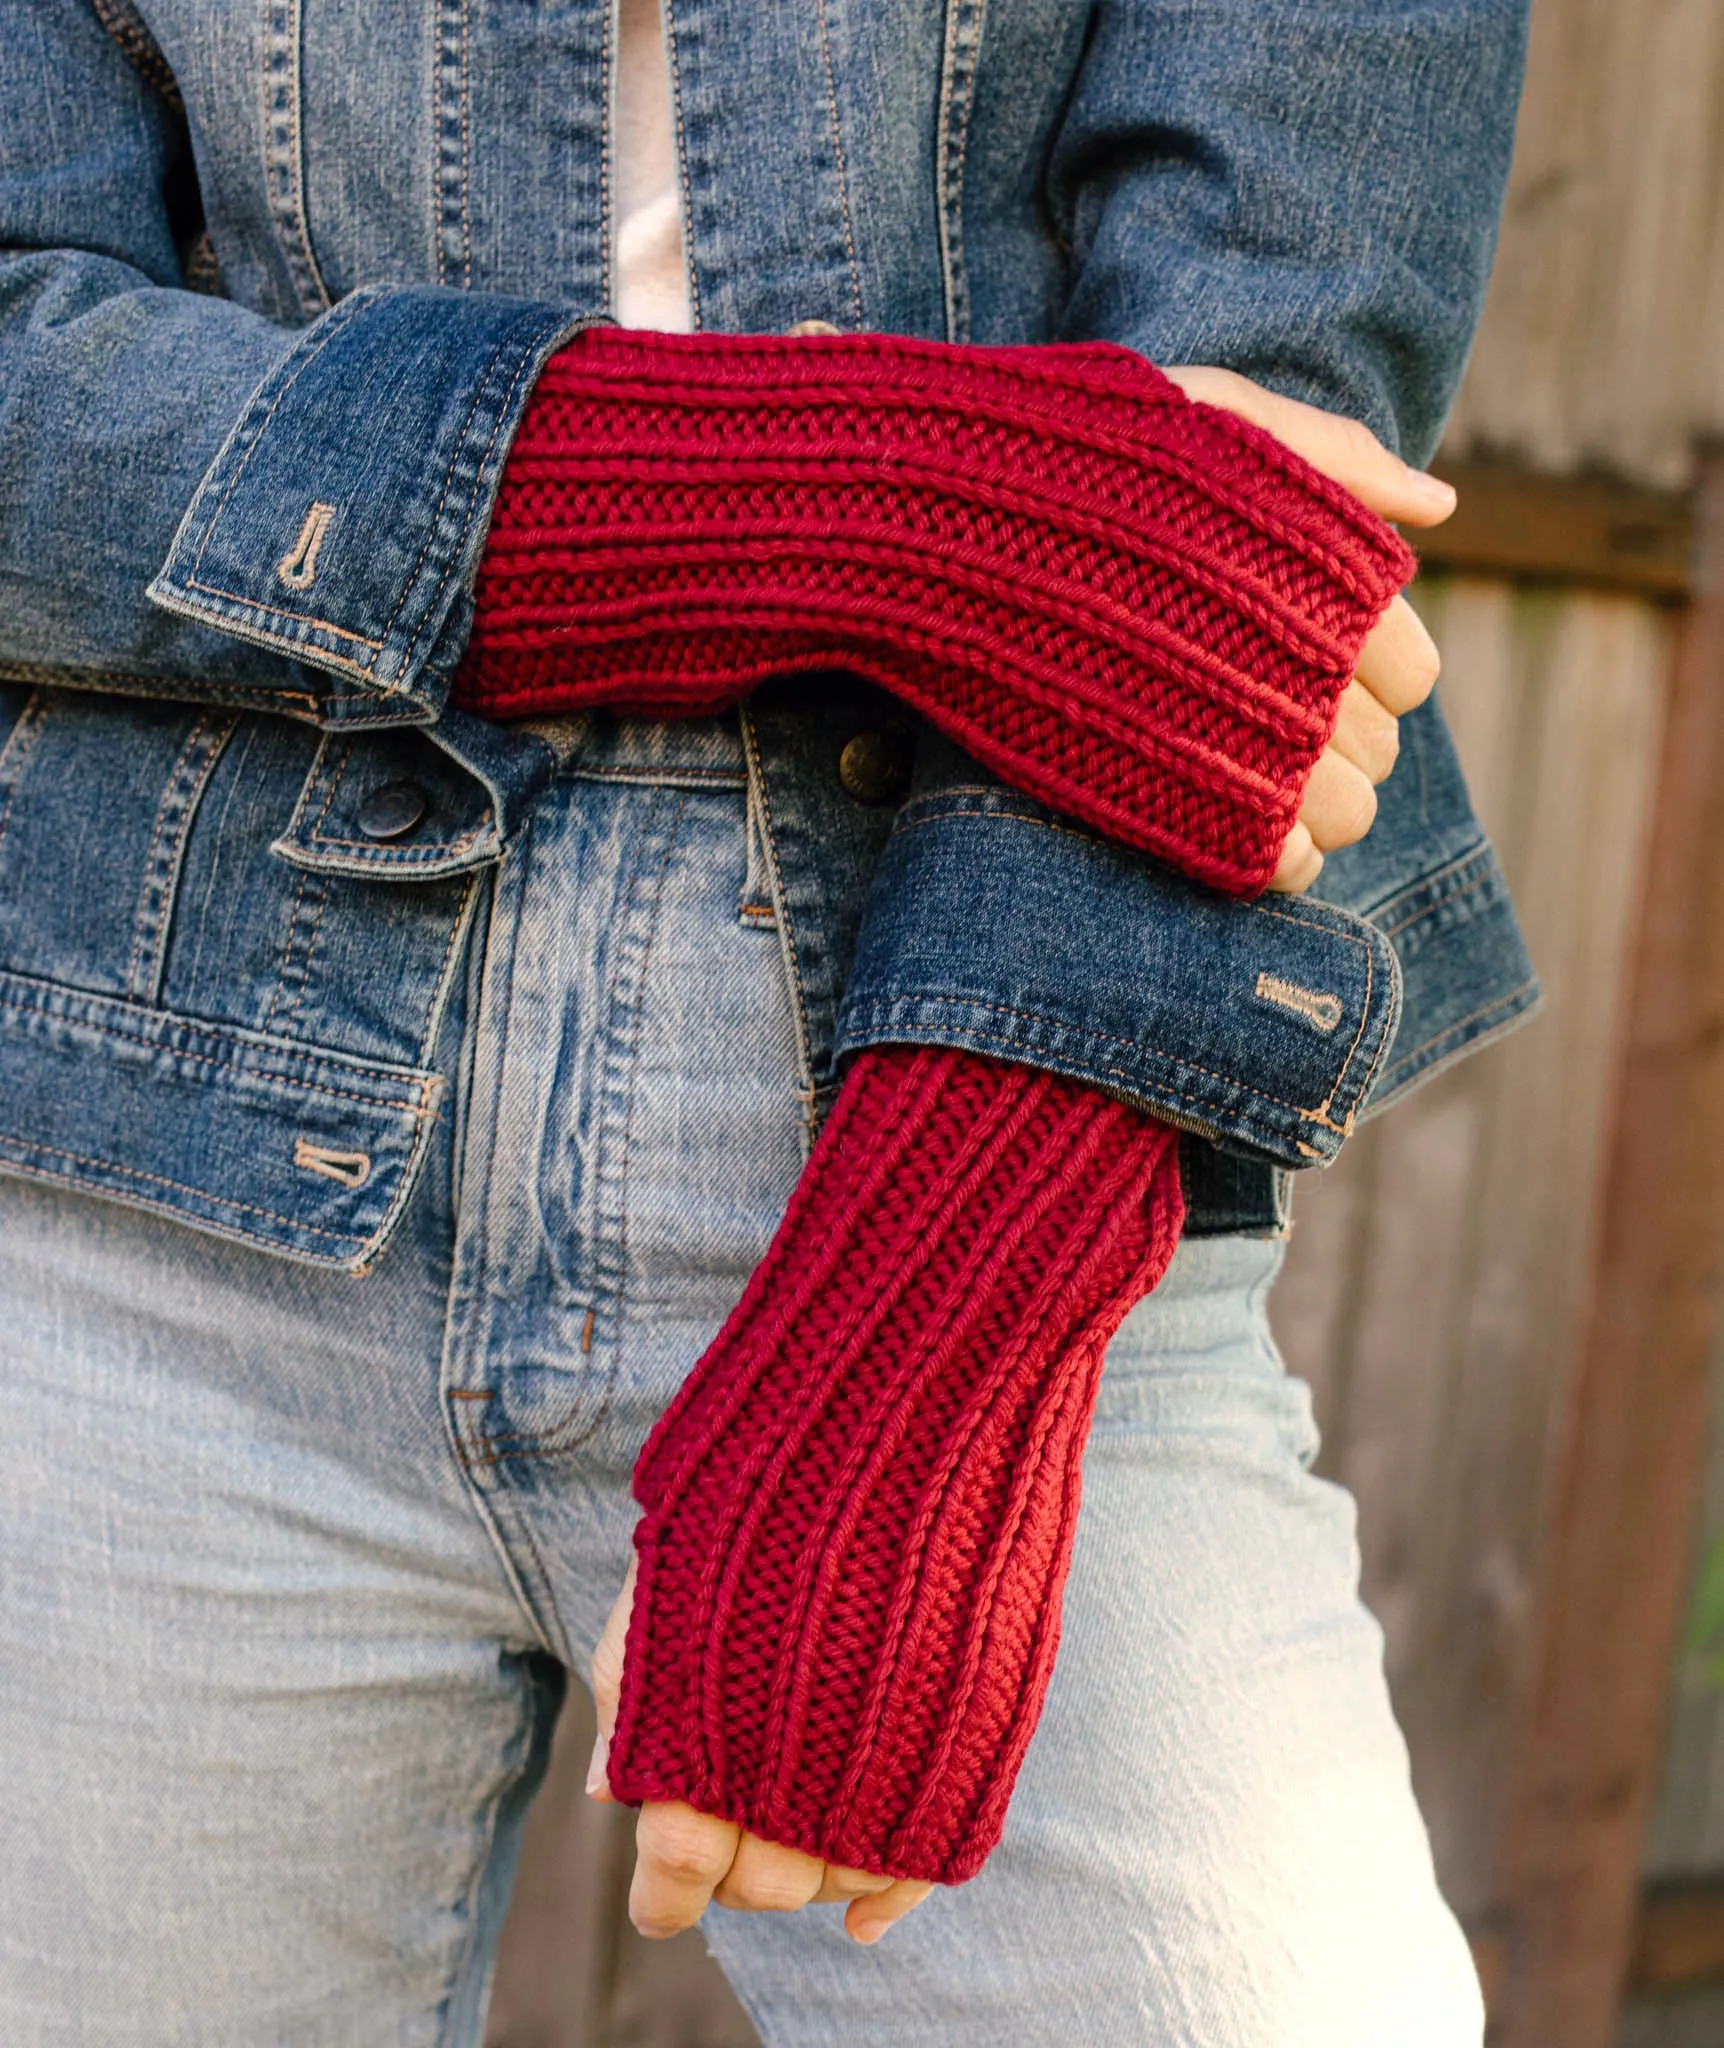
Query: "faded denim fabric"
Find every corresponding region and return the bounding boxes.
[0,0,1535,1260]
[0,729,1483,2046]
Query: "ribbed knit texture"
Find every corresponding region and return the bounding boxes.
[451,326,1415,895]
[609,1043,1186,1883]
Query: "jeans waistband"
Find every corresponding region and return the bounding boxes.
[513,707,748,783]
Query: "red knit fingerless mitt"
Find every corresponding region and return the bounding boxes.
[451,326,1414,895]
[607,1043,1186,1883]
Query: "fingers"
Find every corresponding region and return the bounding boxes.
[1268,597,1435,890]
[631,1806,931,1942]
[1327,678,1400,784]
[1267,819,1324,895]
[631,1801,743,1939]
[811,1863,897,1905]
[1161,366,1456,528]
[713,1835,828,1913]
[845,1879,936,1946]
[1355,597,1441,715]
[585,1554,637,1804]
[1299,748,1377,852]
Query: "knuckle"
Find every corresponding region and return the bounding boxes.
[589,1639,622,1701]
[724,1868,812,1912]
[1404,640,1441,703]
[641,1814,728,1885]
[1340,776,1379,841]
[1336,413,1384,466]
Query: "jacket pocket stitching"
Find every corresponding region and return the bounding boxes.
[813,0,866,331]
[0,690,50,870]
[1,1012,438,1116]
[262,0,334,318]
[124,711,238,1006]
[414,870,481,1070]
[0,662,322,721]
[433,0,473,291]
[935,0,987,342]
[0,1132,367,1246]
[1380,862,1498,939]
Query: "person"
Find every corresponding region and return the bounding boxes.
[0,1,1537,2043]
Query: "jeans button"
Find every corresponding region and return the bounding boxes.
[837,731,912,806]
[355,780,428,840]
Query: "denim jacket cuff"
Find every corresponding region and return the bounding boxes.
[833,786,1404,1170]
[146,286,596,722]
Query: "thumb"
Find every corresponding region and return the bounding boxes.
[1161,365,1457,530]
[586,1551,638,1802]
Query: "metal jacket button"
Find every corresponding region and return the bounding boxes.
[785,318,842,337]
[356,780,428,840]
[837,731,912,806]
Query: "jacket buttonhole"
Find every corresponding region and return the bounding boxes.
[277,502,336,591]
[1252,971,1343,1033]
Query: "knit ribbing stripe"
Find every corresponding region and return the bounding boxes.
[756,1080,1137,1817]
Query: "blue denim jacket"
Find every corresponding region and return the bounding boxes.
[0,0,1536,1268]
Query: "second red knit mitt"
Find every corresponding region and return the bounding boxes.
[607,1042,1186,1884]
[450,326,1415,896]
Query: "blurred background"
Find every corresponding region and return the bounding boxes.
[484,1,1724,2041]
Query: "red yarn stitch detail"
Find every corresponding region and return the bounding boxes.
[608,1044,1187,1883]
[450,326,1414,895]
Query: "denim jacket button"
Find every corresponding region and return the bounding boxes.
[785,318,842,337]
[837,731,912,805]
[355,780,429,840]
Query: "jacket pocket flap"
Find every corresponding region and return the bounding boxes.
[834,791,1402,1167]
[0,970,442,1269]
[272,728,502,878]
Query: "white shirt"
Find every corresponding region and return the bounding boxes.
[612,0,693,333]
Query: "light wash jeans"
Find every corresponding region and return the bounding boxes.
[0,715,1483,2047]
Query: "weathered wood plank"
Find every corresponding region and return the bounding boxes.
[1277,576,1670,1920]
[1617,1987,1724,2048]
[1442,0,1724,486]
[1629,1880,1724,1996]
[1489,459,1724,2048]
[1420,466,1694,601]
[1640,1333,1724,1884]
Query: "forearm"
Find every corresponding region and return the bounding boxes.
[451,324,1413,896]
[1051,0,1533,462]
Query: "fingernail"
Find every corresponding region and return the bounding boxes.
[851,1918,891,1946]
[584,1732,609,1798]
[1410,469,1457,509]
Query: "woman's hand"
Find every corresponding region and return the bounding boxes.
[587,1558,936,1945]
[1164,368,1455,894]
